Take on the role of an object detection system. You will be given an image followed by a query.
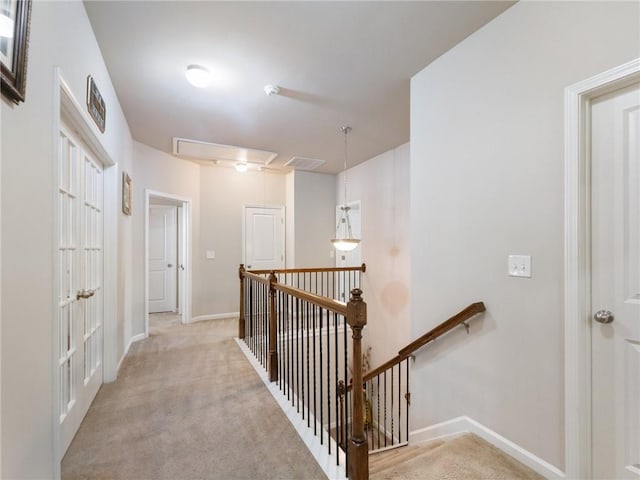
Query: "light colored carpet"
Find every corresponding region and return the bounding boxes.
[61,316,327,480]
[370,433,545,480]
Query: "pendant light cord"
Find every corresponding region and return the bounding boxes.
[341,126,351,205]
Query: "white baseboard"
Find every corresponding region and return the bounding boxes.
[410,416,565,480]
[191,312,239,323]
[234,338,347,480]
[116,333,146,374]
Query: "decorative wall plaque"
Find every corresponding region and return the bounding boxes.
[86,75,105,133]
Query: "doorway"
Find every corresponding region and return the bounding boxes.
[53,71,118,473]
[144,191,191,337]
[565,59,640,479]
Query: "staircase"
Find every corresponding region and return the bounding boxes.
[238,264,487,479]
[370,433,544,479]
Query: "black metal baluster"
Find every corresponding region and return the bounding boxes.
[319,307,323,444]
[278,290,282,390]
[391,366,394,446]
[398,362,401,444]
[296,297,300,412]
[327,309,331,455]
[384,370,387,447]
[313,304,317,436]
[405,358,409,444]
[334,312,339,463]
[377,373,381,450]
[305,300,311,428]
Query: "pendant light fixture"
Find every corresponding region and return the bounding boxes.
[331,126,360,252]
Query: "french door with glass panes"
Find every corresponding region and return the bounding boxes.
[58,123,104,457]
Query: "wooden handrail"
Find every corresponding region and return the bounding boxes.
[272,282,347,316]
[248,263,366,275]
[357,302,486,385]
[242,271,271,285]
[397,302,486,358]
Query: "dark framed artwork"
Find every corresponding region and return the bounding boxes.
[122,172,132,216]
[0,0,32,104]
[86,76,106,133]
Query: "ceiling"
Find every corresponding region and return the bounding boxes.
[84,1,513,174]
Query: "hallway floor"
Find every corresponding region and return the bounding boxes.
[61,317,327,479]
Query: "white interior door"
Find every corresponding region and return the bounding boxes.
[148,205,178,313]
[591,82,640,479]
[58,125,104,457]
[244,206,284,270]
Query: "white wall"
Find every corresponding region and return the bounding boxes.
[410,1,639,470]
[292,171,335,268]
[337,143,411,368]
[132,141,201,334]
[285,172,295,267]
[0,1,133,477]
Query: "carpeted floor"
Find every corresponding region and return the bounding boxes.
[61,315,328,480]
[370,432,545,480]
[62,314,546,480]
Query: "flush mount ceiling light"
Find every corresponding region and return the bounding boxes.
[235,162,248,173]
[185,64,212,88]
[264,85,280,96]
[331,126,360,252]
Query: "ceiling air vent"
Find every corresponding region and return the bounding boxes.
[284,156,326,171]
[172,137,277,166]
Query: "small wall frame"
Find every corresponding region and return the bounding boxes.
[122,172,132,215]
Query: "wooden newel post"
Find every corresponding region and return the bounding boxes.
[268,271,279,382]
[346,288,368,480]
[238,264,245,339]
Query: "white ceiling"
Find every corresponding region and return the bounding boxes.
[84,1,513,174]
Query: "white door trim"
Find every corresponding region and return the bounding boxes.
[564,57,640,480]
[52,68,117,477]
[144,189,192,337]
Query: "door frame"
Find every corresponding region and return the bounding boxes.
[144,189,192,336]
[242,204,285,269]
[564,58,640,479]
[52,69,117,474]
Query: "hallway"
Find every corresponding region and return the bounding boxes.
[61,317,326,479]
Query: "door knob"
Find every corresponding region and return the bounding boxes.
[167,263,173,268]
[76,289,95,300]
[593,310,614,324]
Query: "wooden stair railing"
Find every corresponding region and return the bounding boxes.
[342,302,486,455]
[238,264,369,480]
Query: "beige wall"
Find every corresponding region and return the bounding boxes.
[337,143,411,368]
[198,165,286,316]
[0,1,133,477]
[410,0,639,470]
[131,141,201,334]
[290,171,335,268]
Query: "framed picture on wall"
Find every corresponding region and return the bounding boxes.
[122,172,132,215]
[0,0,32,104]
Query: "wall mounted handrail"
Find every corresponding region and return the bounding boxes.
[397,302,486,359]
[352,302,486,386]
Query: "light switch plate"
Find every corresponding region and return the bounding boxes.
[508,255,531,278]
[206,250,215,259]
